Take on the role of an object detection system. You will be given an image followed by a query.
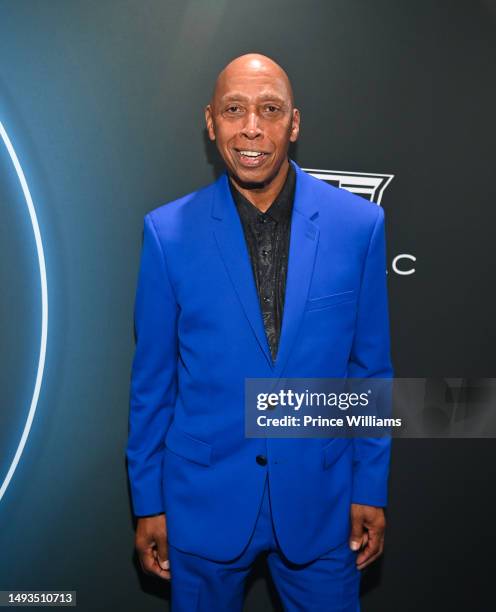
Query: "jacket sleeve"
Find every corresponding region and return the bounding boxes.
[348,205,393,507]
[126,212,179,517]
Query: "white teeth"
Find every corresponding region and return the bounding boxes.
[239,150,263,157]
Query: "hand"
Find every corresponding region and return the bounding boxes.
[135,513,170,580]
[349,503,386,570]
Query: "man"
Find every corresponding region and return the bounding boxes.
[126,53,393,611]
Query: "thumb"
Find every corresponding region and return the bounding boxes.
[158,558,169,571]
[157,538,169,570]
[157,544,169,570]
[349,515,365,551]
[156,524,169,570]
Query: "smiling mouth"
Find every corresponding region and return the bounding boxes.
[234,149,270,167]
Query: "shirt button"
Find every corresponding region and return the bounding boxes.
[258,215,267,223]
[256,455,267,466]
[263,296,271,303]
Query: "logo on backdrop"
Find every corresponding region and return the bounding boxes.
[303,167,416,276]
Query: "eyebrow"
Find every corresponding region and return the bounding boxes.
[219,91,287,105]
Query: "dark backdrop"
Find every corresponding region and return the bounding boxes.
[1,1,495,610]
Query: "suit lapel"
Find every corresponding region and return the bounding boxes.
[212,173,274,369]
[211,160,320,374]
[273,161,320,377]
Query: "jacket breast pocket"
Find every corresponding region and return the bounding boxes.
[165,423,212,467]
[306,289,356,312]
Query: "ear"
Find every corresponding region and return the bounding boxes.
[205,104,216,141]
[289,108,300,143]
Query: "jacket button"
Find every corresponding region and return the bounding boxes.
[256,455,267,466]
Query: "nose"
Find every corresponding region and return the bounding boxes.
[241,111,262,139]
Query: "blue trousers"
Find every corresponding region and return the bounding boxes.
[168,475,361,611]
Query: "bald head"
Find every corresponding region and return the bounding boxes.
[211,53,294,109]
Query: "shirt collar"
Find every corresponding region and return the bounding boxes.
[228,160,296,223]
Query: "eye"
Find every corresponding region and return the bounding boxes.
[225,105,242,114]
[265,105,279,113]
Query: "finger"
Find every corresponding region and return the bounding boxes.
[155,552,171,580]
[349,515,365,551]
[156,533,169,572]
[139,546,157,574]
[156,562,171,581]
[139,546,170,581]
[356,529,382,564]
[362,524,384,554]
[357,547,383,570]
[152,546,169,569]
[356,537,384,569]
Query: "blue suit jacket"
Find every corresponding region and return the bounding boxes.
[126,159,393,564]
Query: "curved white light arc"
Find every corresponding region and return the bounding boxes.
[0,121,48,503]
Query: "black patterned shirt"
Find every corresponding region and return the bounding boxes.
[228,162,296,362]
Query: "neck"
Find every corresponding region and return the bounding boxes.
[229,159,290,213]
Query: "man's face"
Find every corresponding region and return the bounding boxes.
[205,66,300,187]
